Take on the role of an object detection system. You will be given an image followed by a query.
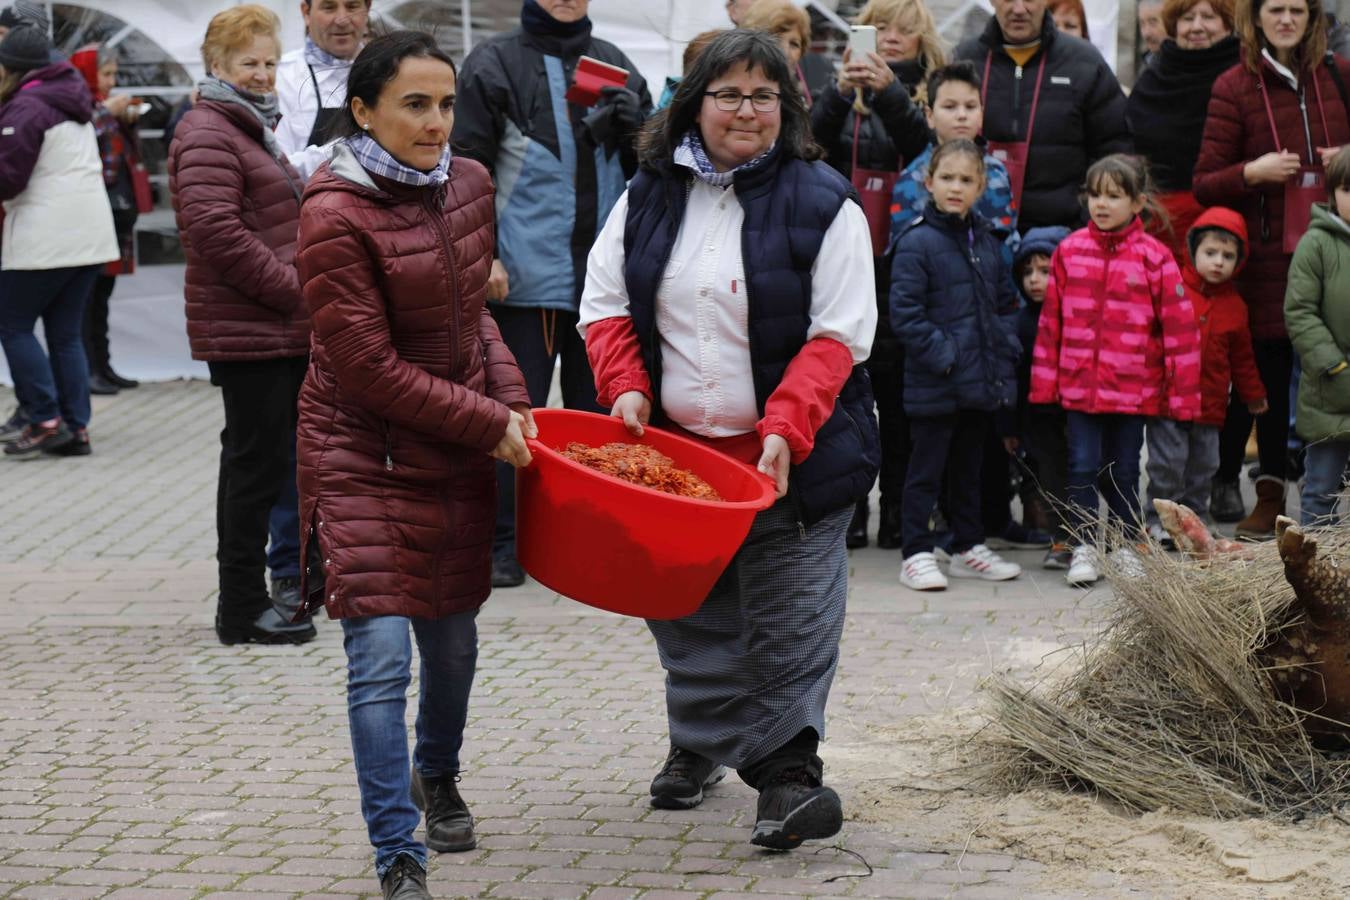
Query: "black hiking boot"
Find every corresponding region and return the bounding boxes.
[650,745,726,810]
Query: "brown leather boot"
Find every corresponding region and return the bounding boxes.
[1235,475,1286,539]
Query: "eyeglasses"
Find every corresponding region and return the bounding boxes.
[703,89,781,113]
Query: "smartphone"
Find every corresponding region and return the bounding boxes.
[849,25,877,57]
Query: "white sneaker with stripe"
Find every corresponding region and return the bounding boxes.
[949,544,1021,581]
[900,551,948,591]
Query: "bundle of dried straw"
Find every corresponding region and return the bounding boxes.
[984,528,1350,818]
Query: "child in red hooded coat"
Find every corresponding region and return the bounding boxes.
[1144,207,1267,543]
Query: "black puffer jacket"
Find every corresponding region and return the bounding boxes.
[811,60,929,180]
[954,16,1130,230]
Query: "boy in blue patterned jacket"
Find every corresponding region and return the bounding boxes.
[890,62,1017,251]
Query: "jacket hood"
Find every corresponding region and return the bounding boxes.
[1014,225,1070,273]
[1186,205,1249,276]
[68,45,101,100]
[11,62,92,124]
[1308,201,1350,240]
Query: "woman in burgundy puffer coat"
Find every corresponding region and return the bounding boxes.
[1193,0,1350,537]
[168,5,314,646]
[294,32,532,897]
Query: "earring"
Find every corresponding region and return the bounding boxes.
[361,123,370,131]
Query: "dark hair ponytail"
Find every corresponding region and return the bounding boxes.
[326,29,456,143]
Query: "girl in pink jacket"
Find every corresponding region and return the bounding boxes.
[1029,155,1201,586]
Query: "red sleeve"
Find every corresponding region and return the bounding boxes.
[757,337,855,465]
[1228,306,1267,404]
[584,316,653,408]
[478,307,531,408]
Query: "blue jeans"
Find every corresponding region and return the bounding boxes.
[1301,439,1350,525]
[342,611,478,878]
[1065,411,1146,536]
[266,433,300,580]
[0,265,99,429]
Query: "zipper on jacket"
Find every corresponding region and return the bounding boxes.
[384,425,393,471]
[424,194,462,376]
[965,226,998,402]
[1297,88,1316,164]
[1012,65,1023,135]
[1092,237,1116,408]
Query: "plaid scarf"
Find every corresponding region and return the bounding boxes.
[345,133,451,187]
[673,130,776,187]
[303,37,344,68]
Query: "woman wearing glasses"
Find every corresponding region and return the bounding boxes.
[578,29,879,850]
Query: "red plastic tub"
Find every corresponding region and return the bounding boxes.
[516,409,777,619]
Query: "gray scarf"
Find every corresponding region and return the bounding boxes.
[197,76,282,159]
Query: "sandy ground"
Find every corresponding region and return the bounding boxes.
[828,665,1350,899]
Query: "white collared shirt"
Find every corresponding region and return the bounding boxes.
[579,177,876,438]
[275,48,352,180]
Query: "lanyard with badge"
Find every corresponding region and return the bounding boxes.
[1259,70,1331,254]
[981,52,1046,212]
[849,114,899,255]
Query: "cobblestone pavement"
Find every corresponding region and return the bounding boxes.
[0,381,1197,898]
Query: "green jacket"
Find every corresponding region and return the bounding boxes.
[1286,203,1350,442]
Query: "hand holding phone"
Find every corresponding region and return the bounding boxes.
[848,25,877,57]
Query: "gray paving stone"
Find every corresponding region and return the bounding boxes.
[0,382,1210,897]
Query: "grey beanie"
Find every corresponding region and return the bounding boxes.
[0,2,49,32]
[0,26,50,71]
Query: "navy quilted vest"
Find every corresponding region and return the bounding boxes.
[622,151,880,526]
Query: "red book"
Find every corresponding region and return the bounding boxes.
[566,55,629,107]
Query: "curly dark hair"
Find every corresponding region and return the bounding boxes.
[638,29,820,169]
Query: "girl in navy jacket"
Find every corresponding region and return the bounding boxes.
[889,139,1022,591]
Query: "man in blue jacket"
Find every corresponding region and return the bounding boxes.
[453,0,651,587]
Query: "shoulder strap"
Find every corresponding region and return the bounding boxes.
[1325,52,1350,121]
[306,63,323,106]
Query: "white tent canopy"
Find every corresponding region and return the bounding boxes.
[55,0,732,90]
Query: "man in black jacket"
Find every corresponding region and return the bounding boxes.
[452,0,651,588]
[955,0,1130,232]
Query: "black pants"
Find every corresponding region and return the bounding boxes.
[981,424,1012,534]
[82,273,116,375]
[1217,338,1292,482]
[1023,406,1069,539]
[866,332,909,504]
[209,357,307,628]
[738,727,821,789]
[83,212,136,375]
[491,306,602,560]
[902,410,987,557]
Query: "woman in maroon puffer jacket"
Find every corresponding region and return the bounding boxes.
[1193,0,1350,538]
[168,5,314,646]
[294,32,532,896]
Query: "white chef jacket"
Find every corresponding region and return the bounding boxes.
[275,48,352,180]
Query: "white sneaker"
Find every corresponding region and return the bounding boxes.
[1109,545,1147,580]
[900,552,948,591]
[949,544,1022,581]
[1066,545,1100,587]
